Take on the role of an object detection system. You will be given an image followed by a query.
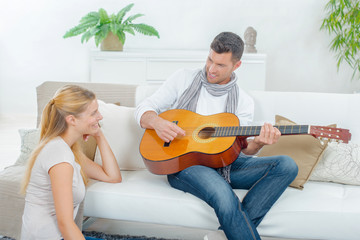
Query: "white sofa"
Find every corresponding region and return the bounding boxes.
[1,81,360,240]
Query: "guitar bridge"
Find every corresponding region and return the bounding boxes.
[164,120,178,147]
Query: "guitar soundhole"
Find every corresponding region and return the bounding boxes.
[198,127,215,139]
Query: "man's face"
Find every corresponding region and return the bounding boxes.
[205,49,241,85]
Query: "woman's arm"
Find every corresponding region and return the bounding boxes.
[81,130,122,183]
[49,163,85,240]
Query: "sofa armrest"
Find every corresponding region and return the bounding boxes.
[0,165,84,239]
[0,166,26,239]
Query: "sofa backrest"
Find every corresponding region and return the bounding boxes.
[249,90,360,143]
[135,86,360,143]
[36,82,360,164]
[36,81,138,126]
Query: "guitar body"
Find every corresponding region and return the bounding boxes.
[140,109,243,175]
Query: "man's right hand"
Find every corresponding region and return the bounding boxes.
[153,117,185,143]
[140,111,186,143]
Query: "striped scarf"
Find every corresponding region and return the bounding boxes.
[175,67,239,183]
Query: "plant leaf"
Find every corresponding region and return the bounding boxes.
[63,25,88,38]
[116,3,134,23]
[123,13,144,24]
[115,31,126,45]
[110,22,119,35]
[321,0,360,80]
[98,8,110,24]
[123,25,135,35]
[99,24,110,39]
[90,26,101,36]
[80,31,90,43]
[94,25,109,47]
[94,34,101,47]
[130,23,160,38]
[63,11,100,38]
[79,12,100,25]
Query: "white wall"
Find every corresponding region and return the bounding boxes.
[1,0,359,115]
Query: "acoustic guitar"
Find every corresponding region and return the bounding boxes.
[139,109,351,175]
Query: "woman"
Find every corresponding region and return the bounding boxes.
[20,85,122,240]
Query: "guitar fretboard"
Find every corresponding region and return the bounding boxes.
[212,125,310,137]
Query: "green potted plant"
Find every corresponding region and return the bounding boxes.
[320,0,360,80]
[63,3,160,51]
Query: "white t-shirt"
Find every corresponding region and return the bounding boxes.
[21,137,85,240]
[135,68,254,126]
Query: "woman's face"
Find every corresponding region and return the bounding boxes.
[76,99,103,135]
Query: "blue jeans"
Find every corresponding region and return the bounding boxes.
[167,154,298,240]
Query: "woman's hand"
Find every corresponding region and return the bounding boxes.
[83,123,102,142]
[81,130,122,183]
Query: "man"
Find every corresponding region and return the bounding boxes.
[135,32,298,240]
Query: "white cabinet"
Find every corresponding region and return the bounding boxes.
[90,49,266,90]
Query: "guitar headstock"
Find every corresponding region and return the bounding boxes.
[309,126,351,143]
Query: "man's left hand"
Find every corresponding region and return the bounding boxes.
[254,123,281,146]
[242,123,280,155]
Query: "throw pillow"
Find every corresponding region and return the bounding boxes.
[310,142,360,185]
[258,115,332,189]
[15,128,40,166]
[78,101,120,161]
[94,100,146,170]
[15,128,97,165]
[78,136,97,161]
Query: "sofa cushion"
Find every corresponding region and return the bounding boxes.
[310,142,360,185]
[94,100,146,170]
[258,115,330,189]
[14,129,40,166]
[83,170,360,240]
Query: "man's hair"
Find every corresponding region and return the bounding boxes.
[210,32,244,62]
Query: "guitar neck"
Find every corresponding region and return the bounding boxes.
[213,125,310,137]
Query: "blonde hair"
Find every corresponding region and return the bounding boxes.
[21,85,95,194]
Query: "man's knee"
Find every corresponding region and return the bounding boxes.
[210,188,240,214]
[277,155,298,179]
